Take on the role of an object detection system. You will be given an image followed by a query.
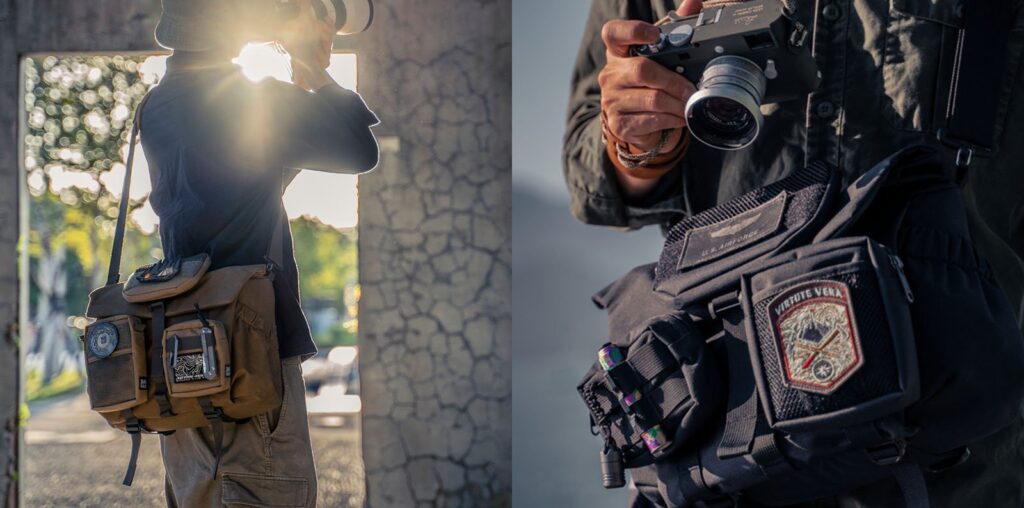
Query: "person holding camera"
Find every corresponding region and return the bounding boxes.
[564,0,1024,506]
[135,0,378,505]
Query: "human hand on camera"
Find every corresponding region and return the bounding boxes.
[279,0,335,90]
[599,0,702,152]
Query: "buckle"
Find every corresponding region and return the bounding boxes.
[866,440,906,466]
[927,446,971,473]
[935,128,995,162]
[125,420,142,434]
[202,405,222,421]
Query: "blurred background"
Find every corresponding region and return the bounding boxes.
[512,0,666,507]
[20,47,367,506]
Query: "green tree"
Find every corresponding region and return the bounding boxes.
[23,55,157,395]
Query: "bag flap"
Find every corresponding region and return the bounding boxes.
[88,264,268,319]
[813,145,941,242]
[653,161,841,301]
[122,254,211,303]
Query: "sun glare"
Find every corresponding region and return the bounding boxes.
[103,46,362,233]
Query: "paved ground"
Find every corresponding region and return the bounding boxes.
[23,392,364,507]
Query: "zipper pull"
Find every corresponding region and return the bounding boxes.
[600,439,626,489]
[889,255,915,303]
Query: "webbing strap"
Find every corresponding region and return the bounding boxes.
[891,462,930,508]
[940,0,1012,156]
[105,93,151,286]
[149,302,174,417]
[623,340,677,383]
[122,411,142,486]
[197,397,225,477]
[717,308,759,459]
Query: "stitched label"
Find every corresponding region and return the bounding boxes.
[678,192,787,270]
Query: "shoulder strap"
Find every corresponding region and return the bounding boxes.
[105,93,152,287]
[939,0,1013,167]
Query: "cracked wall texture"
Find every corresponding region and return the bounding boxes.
[355,1,513,506]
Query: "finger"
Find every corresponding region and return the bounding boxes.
[604,88,688,116]
[607,113,687,142]
[602,20,661,58]
[604,58,696,100]
[677,0,703,17]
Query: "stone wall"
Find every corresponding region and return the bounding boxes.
[355,1,512,506]
[0,0,511,506]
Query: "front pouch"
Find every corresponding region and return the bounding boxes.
[739,236,919,432]
[162,319,231,398]
[82,315,149,413]
[579,313,723,468]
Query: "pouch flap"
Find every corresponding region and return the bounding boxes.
[122,254,211,303]
[654,161,841,301]
[88,263,268,319]
[813,145,941,242]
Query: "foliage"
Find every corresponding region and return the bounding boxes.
[290,216,360,346]
[24,368,84,403]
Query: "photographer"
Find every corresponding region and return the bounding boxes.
[564,0,1024,506]
[139,0,378,505]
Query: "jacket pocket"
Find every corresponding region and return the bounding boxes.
[881,0,962,132]
[221,472,308,507]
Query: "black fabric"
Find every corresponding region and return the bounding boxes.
[581,146,1024,507]
[943,0,1013,152]
[139,51,379,359]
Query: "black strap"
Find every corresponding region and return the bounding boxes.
[939,0,1013,161]
[105,93,151,287]
[197,397,225,477]
[891,462,930,508]
[717,308,759,460]
[122,412,143,486]
[149,302,174,417]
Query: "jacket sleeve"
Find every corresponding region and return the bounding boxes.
[265,80,380,175]
[562,0,689,229]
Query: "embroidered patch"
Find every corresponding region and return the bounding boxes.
[86,322,119,359]
[768,281,863,394]
[173,352,206,383]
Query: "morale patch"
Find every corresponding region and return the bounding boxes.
[86,322,119,359]
[769,281,863,394]
[173,352,207,383]
[678,192,787,270]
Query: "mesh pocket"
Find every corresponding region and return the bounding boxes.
[83,315,148,412]
[742,238,918,431]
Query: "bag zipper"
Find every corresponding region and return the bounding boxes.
[889,254,915,304]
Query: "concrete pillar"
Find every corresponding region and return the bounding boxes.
[355,1,512,506]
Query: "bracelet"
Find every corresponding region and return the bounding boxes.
[614,130,673,169]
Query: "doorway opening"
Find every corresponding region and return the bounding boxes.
[19,47,365,506]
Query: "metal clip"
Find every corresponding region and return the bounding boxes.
[169,335,180,370]
[201,327,218,381]
[955,145,974,169]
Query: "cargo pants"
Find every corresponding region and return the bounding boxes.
[161,356,318,507]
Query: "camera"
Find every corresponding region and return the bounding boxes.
[260,0,374,36]
[631,0,820,150]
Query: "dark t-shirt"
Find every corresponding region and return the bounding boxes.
[139,51,379,359]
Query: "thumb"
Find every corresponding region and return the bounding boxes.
[677,0,703,16]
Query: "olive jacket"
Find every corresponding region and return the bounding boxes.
[563,0,1024,506]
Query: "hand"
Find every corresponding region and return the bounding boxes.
[278,0,335,90]
[599,0,702,151]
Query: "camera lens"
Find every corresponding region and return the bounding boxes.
[685,56,767,150]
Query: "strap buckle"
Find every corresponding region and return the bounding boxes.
[125,421,142,434]
[867,440,907,466]
[935,128,994,167]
